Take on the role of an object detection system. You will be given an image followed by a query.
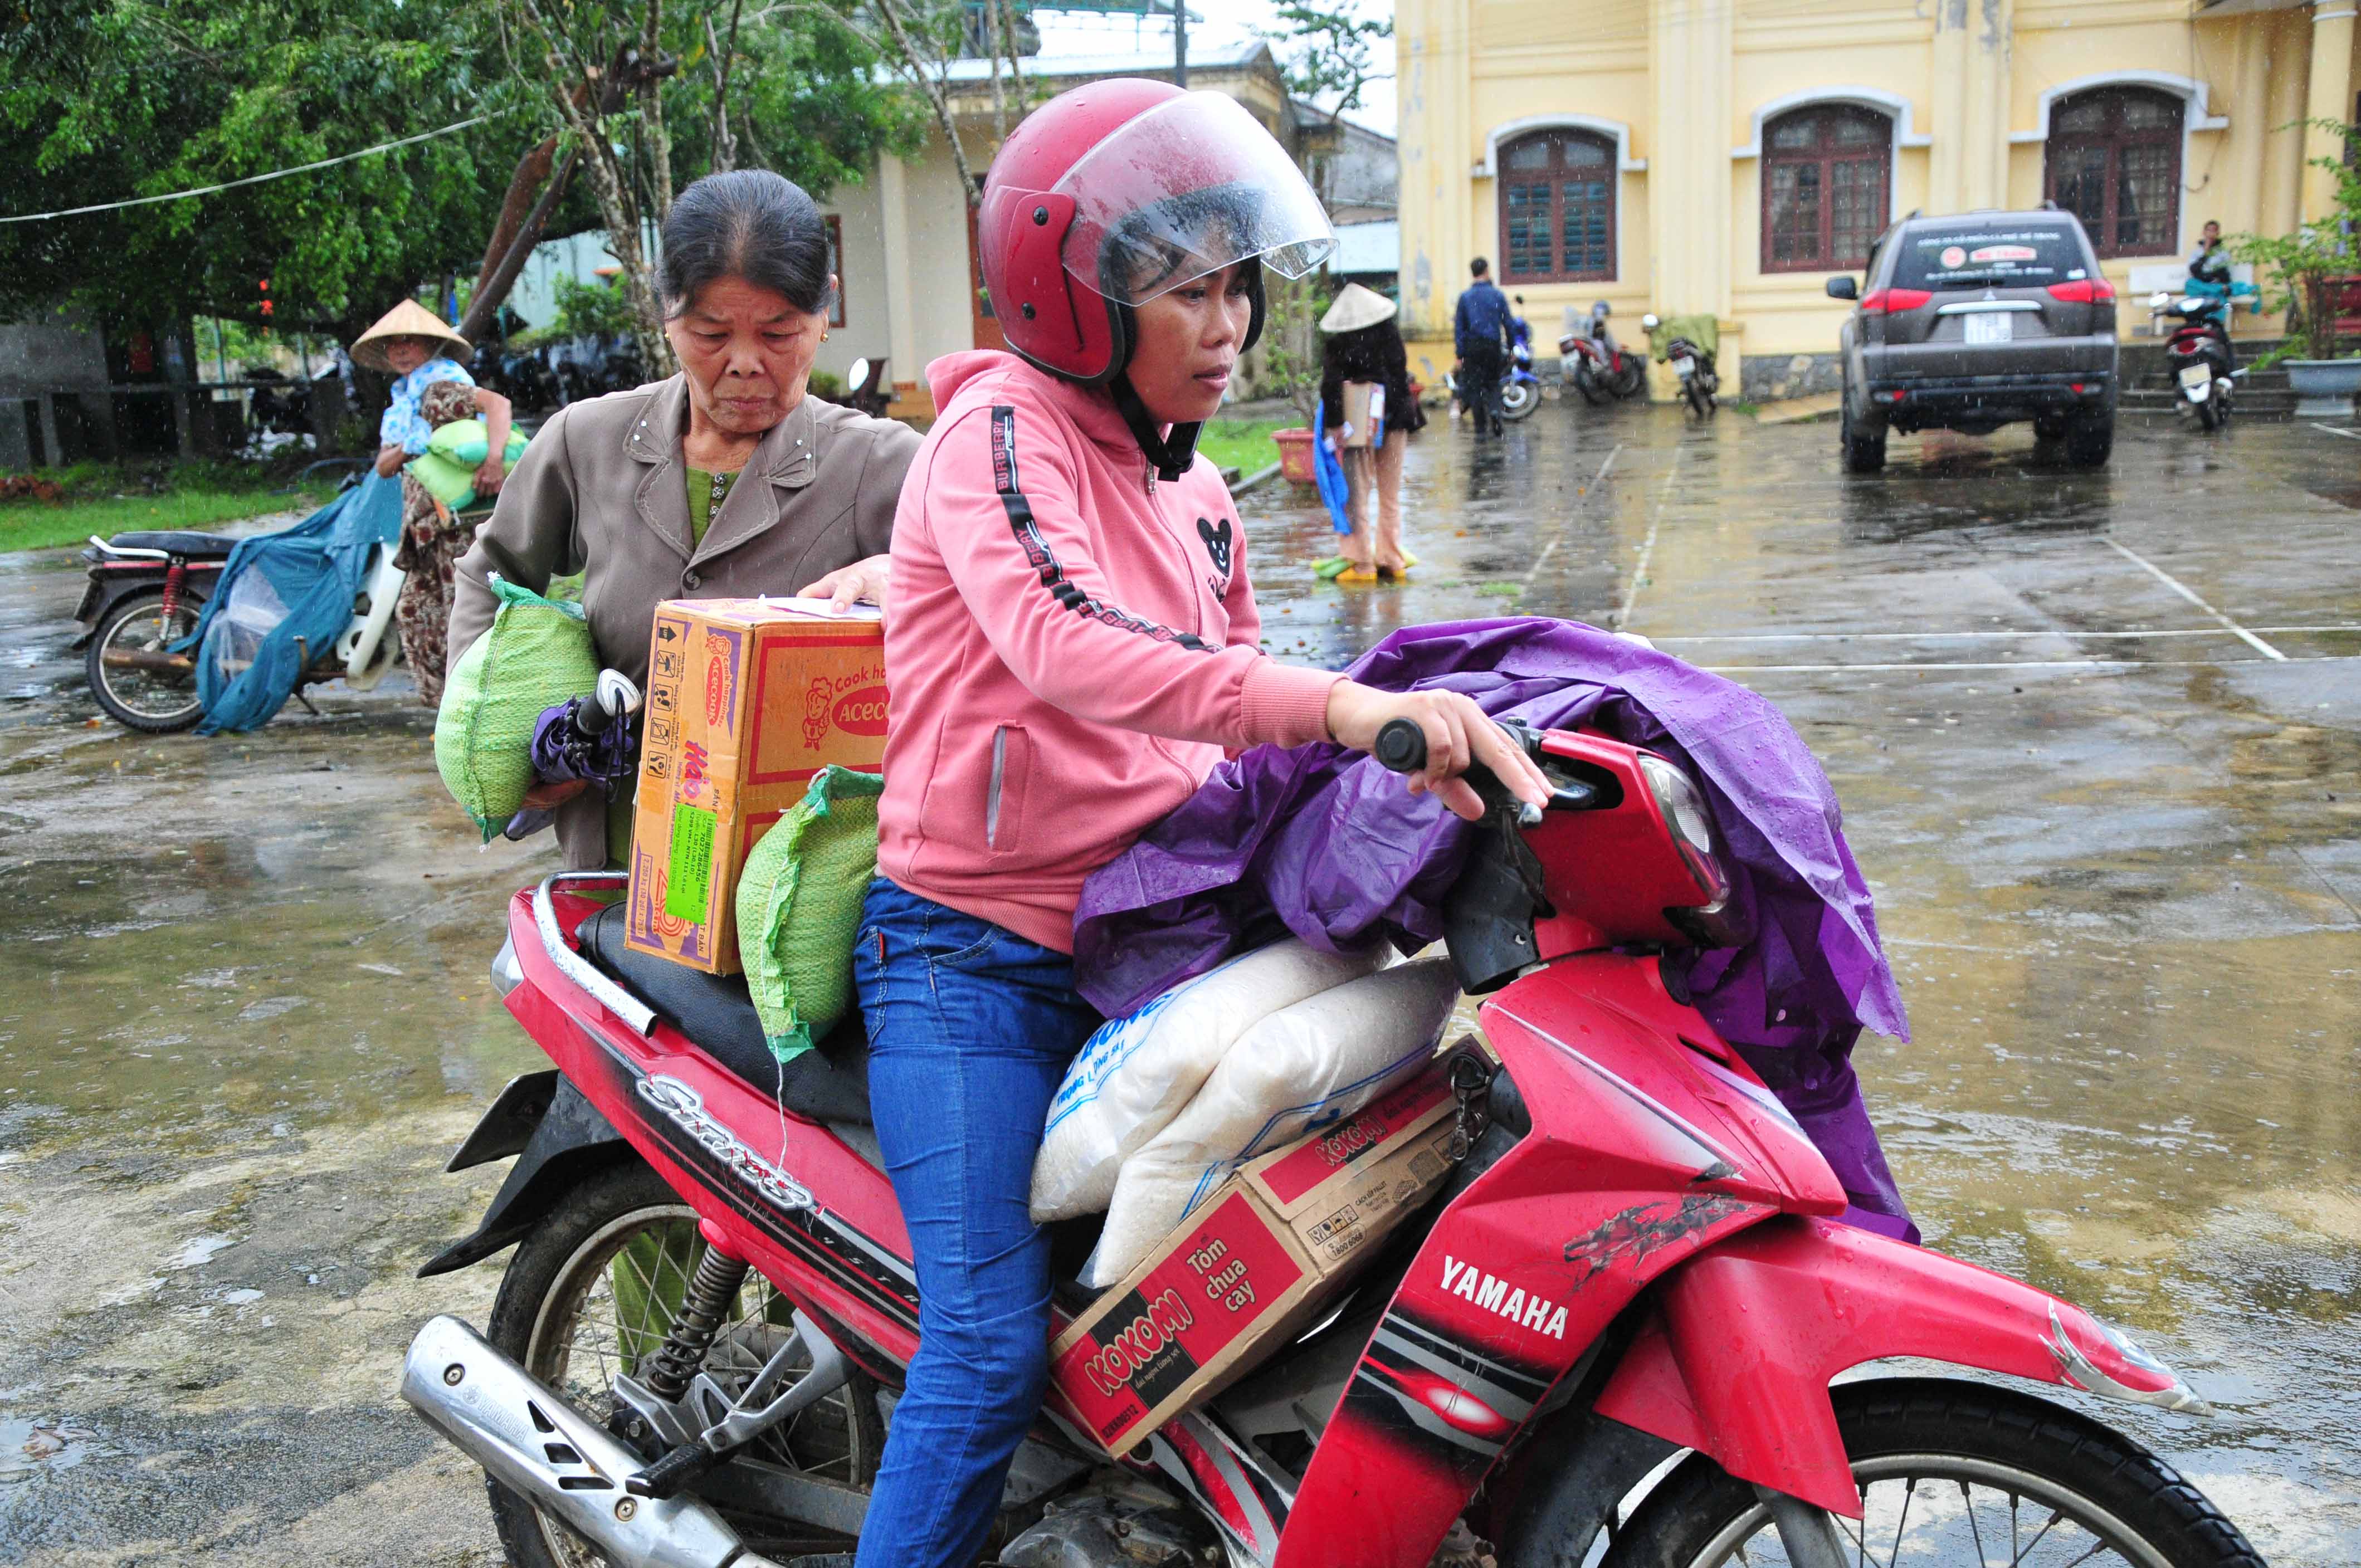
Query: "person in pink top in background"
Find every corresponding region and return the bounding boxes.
[848,79,1548,1568]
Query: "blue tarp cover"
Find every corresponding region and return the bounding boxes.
[179,472,403,734]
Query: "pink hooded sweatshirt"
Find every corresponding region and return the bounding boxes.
[877,351,1345,952]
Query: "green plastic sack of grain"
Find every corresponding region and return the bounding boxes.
[737,766,885,1063]
[434,575,597,839]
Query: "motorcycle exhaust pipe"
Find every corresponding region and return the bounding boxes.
[400,1314,783,1568]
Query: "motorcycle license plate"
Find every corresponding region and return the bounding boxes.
[1672,356,1695,379]
[1965,312,2012,345]
[2179,364,2213,392]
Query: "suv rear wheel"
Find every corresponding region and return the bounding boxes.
[2064,413,2113,468]
[1841,394,1886,474]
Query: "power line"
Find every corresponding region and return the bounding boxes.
[0,113,496,226]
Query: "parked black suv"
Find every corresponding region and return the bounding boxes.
[1828,211,2118,472]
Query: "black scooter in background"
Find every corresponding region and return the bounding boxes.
[2148,290,2238,432]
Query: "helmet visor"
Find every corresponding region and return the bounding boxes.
[1055,92,1337,307]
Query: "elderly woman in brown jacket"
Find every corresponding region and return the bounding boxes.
[450,170,920,868]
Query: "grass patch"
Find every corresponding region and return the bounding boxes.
[1197,418,1291,480]
[1475,582,1524,598]
[0,461,335,553]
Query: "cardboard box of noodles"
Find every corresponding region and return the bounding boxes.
[1046,1063,1458,1456]
[625,598,886,973]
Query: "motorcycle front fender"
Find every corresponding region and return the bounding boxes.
[1591,1215,2208,1517]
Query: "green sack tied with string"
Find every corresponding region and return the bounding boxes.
[434,575,598,840]
[737,767,885,1064]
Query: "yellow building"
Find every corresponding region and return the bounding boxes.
[1397,0,2358,399]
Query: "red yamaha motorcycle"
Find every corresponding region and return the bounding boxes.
[404,707,2258,1568]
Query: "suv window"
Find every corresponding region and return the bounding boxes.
[1891,224,2088,290]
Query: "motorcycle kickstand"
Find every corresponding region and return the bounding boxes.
[1753,1486,1852,1568]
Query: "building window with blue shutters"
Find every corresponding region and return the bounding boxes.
[1499,130,1617,283]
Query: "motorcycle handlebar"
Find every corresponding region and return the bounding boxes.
[1372,718,1546,827]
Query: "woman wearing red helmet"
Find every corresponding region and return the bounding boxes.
[850,81,1546,1567]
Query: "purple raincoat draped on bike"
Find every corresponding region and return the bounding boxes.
[1071,618,1918,1239]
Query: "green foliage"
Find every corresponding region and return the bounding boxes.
[0,0,918,347]
[0,461,333,554]
[0,0,539,335]
[1257,3,1393,120]
[1196,419,1287,479]
[2230,119,2361,362]
[550,273,640,343]
[1253,271,1339,427]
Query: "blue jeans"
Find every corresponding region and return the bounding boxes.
[851,879,1100,1568]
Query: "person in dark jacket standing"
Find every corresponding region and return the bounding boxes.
[1319,282,1426,579]
[1455,257,1513,437]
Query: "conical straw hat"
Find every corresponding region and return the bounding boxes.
[1319,282,1398,334]
[350,299,472,372]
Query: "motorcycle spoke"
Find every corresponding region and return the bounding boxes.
[1888,1477,1916,1567]
[1960,1481,1989,1567]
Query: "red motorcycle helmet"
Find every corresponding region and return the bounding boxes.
[978,80,1336,385]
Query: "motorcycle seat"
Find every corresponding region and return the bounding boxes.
[106,530,241,558]
[579,905,871,1125]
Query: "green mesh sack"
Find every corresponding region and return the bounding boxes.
[737,767,885,1064]
[434,575,598,840]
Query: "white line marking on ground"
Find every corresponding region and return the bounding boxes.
[1524,444,1623,588]
[2310,422,2361,440]
[1704,656,2361,673]
[1612,448,1678,628]
[1656,626,2361,644]
[2101,540,2287,661]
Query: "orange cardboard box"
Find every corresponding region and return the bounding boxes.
[625,598,886,973]
[1044,1066,1457,1456]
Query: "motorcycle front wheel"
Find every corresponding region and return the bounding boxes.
[1500,379,1540,422]
[1573,362,1608,406]
[1600,1379,2260,1568]
[485,1161,883,1568]
[85,587,205,732]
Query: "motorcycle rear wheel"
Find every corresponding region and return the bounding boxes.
[485,1161,882,1568]
[1601,1379,2260,1568]
[2196,392,2223,432]
[85,587,204,732]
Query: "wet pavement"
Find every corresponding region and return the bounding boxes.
[3,407,2358,1563]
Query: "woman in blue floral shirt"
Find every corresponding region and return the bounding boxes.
[350,299,513,493]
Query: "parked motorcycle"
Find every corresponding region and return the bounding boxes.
[1496,336,1543,422]
[74,529,235,731]
[2148,289,2243,433]
[404,696,2256,1568]
[1643,313,1720,418]
[1558,301,1646,406]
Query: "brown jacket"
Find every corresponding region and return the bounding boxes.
[448,373,920,867]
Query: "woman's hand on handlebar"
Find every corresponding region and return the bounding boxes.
[798,553,892,620]
[1324,682,1550,822]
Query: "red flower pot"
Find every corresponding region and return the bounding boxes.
[1274,427,1316,484]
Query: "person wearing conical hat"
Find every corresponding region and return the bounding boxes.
[350,299,513,499]
[1318,282,1425,581]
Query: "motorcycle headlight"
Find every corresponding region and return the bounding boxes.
[1637,754,1728,904]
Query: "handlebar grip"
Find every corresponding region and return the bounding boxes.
[1373,718,1429,775]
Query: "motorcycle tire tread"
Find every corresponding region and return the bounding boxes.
[1596,1378,2264,1568]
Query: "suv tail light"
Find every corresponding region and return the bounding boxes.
[1859,287,1933,315]
[2046,278,2116,304]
